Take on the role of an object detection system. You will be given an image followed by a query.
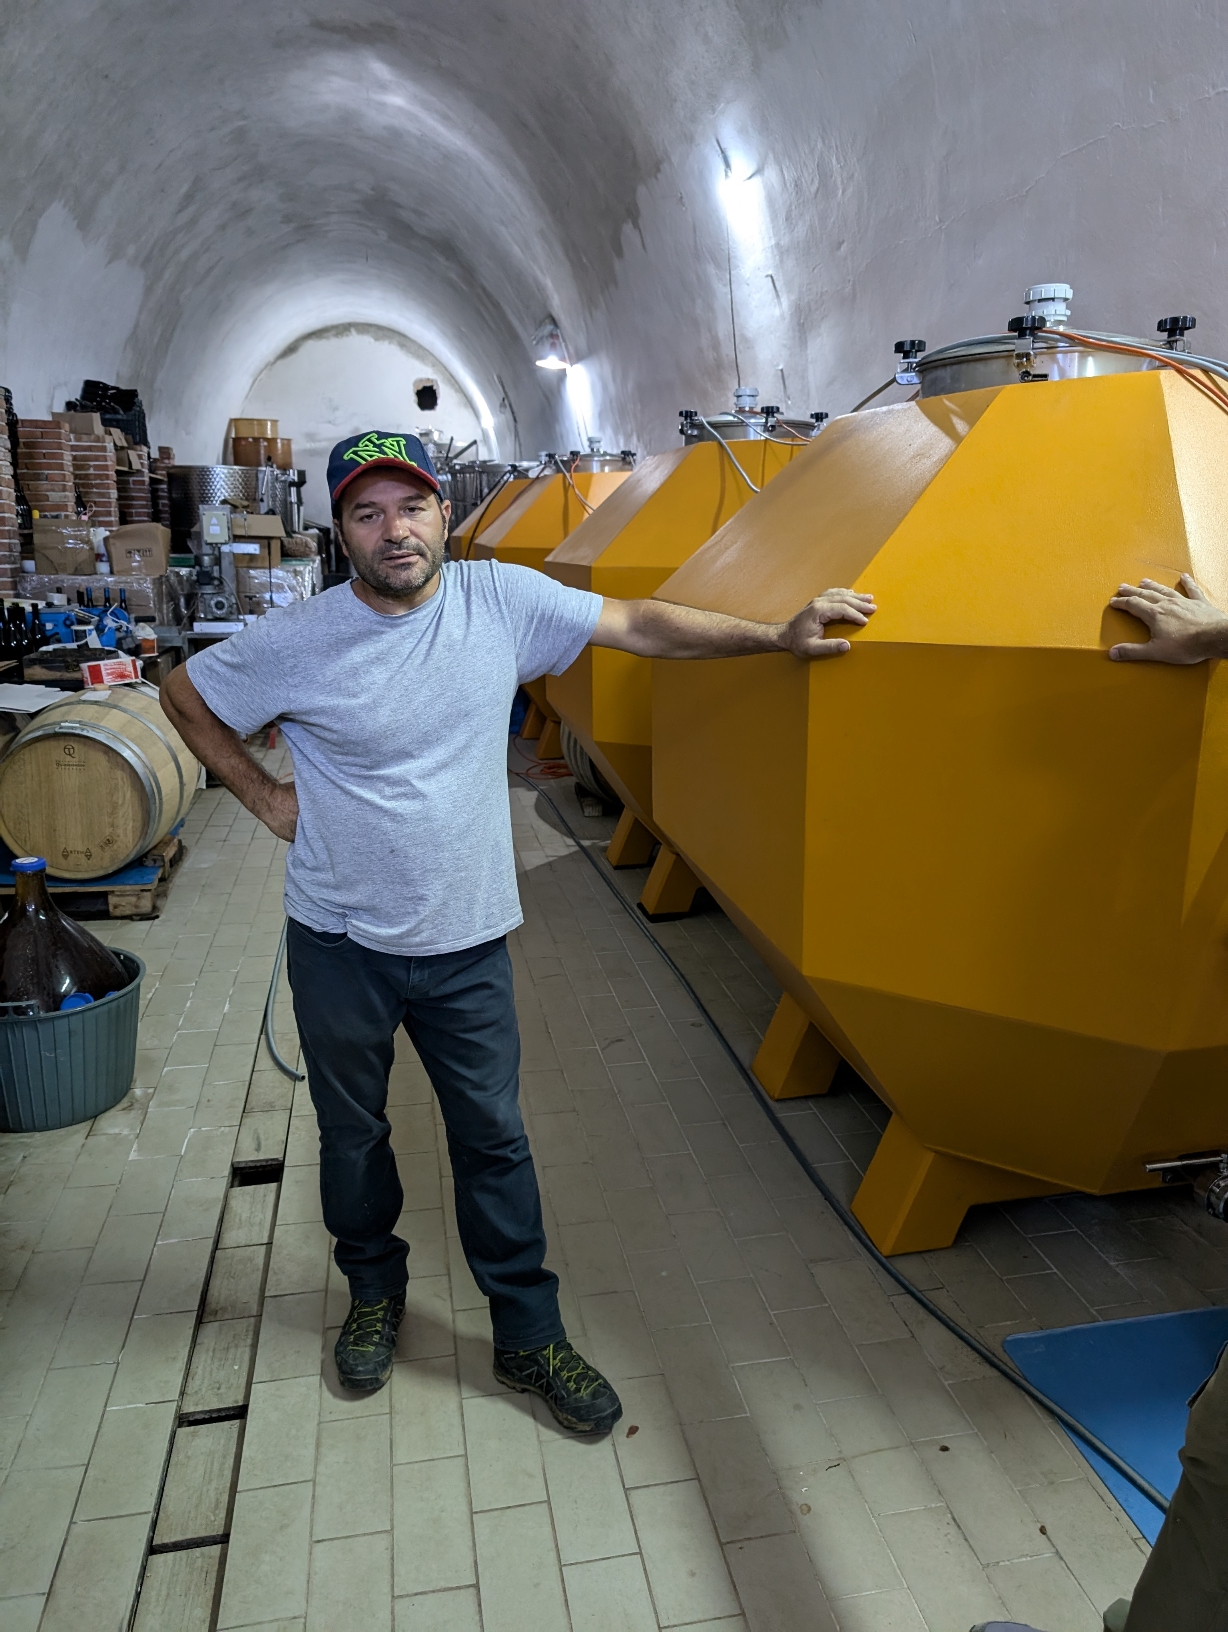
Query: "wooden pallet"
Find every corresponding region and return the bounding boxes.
[0,826,187,919]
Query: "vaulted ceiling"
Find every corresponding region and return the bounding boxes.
[3,2,1226,461]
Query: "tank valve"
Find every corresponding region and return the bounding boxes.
[1144,1152,1228,1221]
[1157,314,1197,352]
[894,340,927,386]
[1007,314,1050,382]
[1024,282,1073,326]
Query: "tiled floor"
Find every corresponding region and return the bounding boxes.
[1,763,1226,1630]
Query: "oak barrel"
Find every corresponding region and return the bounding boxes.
[0,683,198,879]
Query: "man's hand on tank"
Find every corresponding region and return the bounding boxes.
[782,589,877,659]
[1108,575,1228,665]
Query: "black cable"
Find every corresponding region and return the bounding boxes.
[515,773,1171,1517]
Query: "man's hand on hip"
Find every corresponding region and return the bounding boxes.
[260,780,300,843]
[1109,575,1228,665]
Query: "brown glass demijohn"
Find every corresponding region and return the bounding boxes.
[0,857,129,1014]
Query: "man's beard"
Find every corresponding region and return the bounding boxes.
[352,537,445,600]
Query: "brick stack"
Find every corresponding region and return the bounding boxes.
[70,433,119,529]
[0,435,20,594]
[116,442,153,524]
[149,445,175,528]
[17,419,75,516]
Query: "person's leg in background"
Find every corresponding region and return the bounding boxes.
[1117,1346,1228,1632]
[404,934,622,1433]
[286,919,412,1388]
[970,1348,1228,1632]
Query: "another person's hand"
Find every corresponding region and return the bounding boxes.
[1108,575,1228,665]
[781,589,877,658]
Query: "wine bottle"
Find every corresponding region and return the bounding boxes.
[0,858,129,1014]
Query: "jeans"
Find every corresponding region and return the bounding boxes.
[285,919,564,1352]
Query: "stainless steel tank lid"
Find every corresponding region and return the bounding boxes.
[915,328,1228,398]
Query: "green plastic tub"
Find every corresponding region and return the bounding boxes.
[0,950,145,1132]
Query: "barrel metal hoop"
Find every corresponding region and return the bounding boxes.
[13,719,164,861]
[84,694,189,829]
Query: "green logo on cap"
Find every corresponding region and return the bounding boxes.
[343,433,418,468]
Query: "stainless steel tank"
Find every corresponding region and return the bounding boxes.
[679,387,824,445]
[167,465,259,539]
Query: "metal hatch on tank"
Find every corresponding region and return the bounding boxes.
[543,389,825,910]
[649,284,1228,1256]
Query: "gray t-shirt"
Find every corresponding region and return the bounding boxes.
[186,562,602,956]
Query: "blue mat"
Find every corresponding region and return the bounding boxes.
[1004,1307,1228,1541]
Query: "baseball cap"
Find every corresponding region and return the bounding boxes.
[327,431,441,508]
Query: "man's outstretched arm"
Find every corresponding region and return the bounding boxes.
[593,588,876,660]
[1109,575,1228,664]
[161,665,299,842]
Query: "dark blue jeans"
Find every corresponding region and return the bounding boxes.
[285,920,563,1351]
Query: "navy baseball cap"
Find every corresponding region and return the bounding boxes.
[327,431,441,508]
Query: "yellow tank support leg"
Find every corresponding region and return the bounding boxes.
[536,718,562,759]
[851,1114,1060,1255]
[607,809,657,868]
[639,844,701,918]
[753,993,841,1099]
[519,701,545,741]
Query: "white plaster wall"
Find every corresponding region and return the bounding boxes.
[2,2,1228,461]
[239,326,485,527]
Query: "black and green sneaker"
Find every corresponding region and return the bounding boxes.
[334,1293,406,1392]
[493,1339,623,1434]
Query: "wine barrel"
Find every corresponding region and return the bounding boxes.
[0,683,198,879]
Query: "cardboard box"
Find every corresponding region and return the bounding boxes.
[52,410,106,438]
[106,522,170,576]
[33,520,95,576]
[225,538,281,569]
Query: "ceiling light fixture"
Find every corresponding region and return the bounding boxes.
[533,319,570,372]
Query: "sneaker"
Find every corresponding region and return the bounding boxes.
[334,1293,405,1392]
[493,1339,623,1434]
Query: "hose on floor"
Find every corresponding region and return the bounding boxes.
[263,918,305,1082]
[515,774,1171,1517]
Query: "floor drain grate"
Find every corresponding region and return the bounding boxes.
[148,1532,230,1556]
[178,1404,248,1428]
[231,1158,285,1186]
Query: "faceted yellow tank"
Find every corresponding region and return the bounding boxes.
[473,464,632,755]
[544,438,805,890]
[651,370,1228,1253]
[449,476,535,560]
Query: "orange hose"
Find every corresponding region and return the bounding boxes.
[1047,329,1228,416]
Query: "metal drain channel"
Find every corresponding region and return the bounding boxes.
[128,1152,289,1629]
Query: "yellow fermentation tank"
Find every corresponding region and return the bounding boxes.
[449,476,535,560]
[473,454,633,755]
[651,339,1228,1255]
[544,433,810,902]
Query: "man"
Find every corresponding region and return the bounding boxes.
[973,572,1228,1632]
[161,429,875,1434]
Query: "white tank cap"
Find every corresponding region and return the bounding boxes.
[1024,283,1074,324]
[733,386,760,411]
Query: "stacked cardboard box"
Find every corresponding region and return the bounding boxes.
[0,435,20,594]
[17,419,75,515]
[18,571,173,624]
[116,441,152,523]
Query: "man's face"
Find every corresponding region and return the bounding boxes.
[337,470,451,600]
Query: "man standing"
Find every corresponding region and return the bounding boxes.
[162,429,875,1434]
